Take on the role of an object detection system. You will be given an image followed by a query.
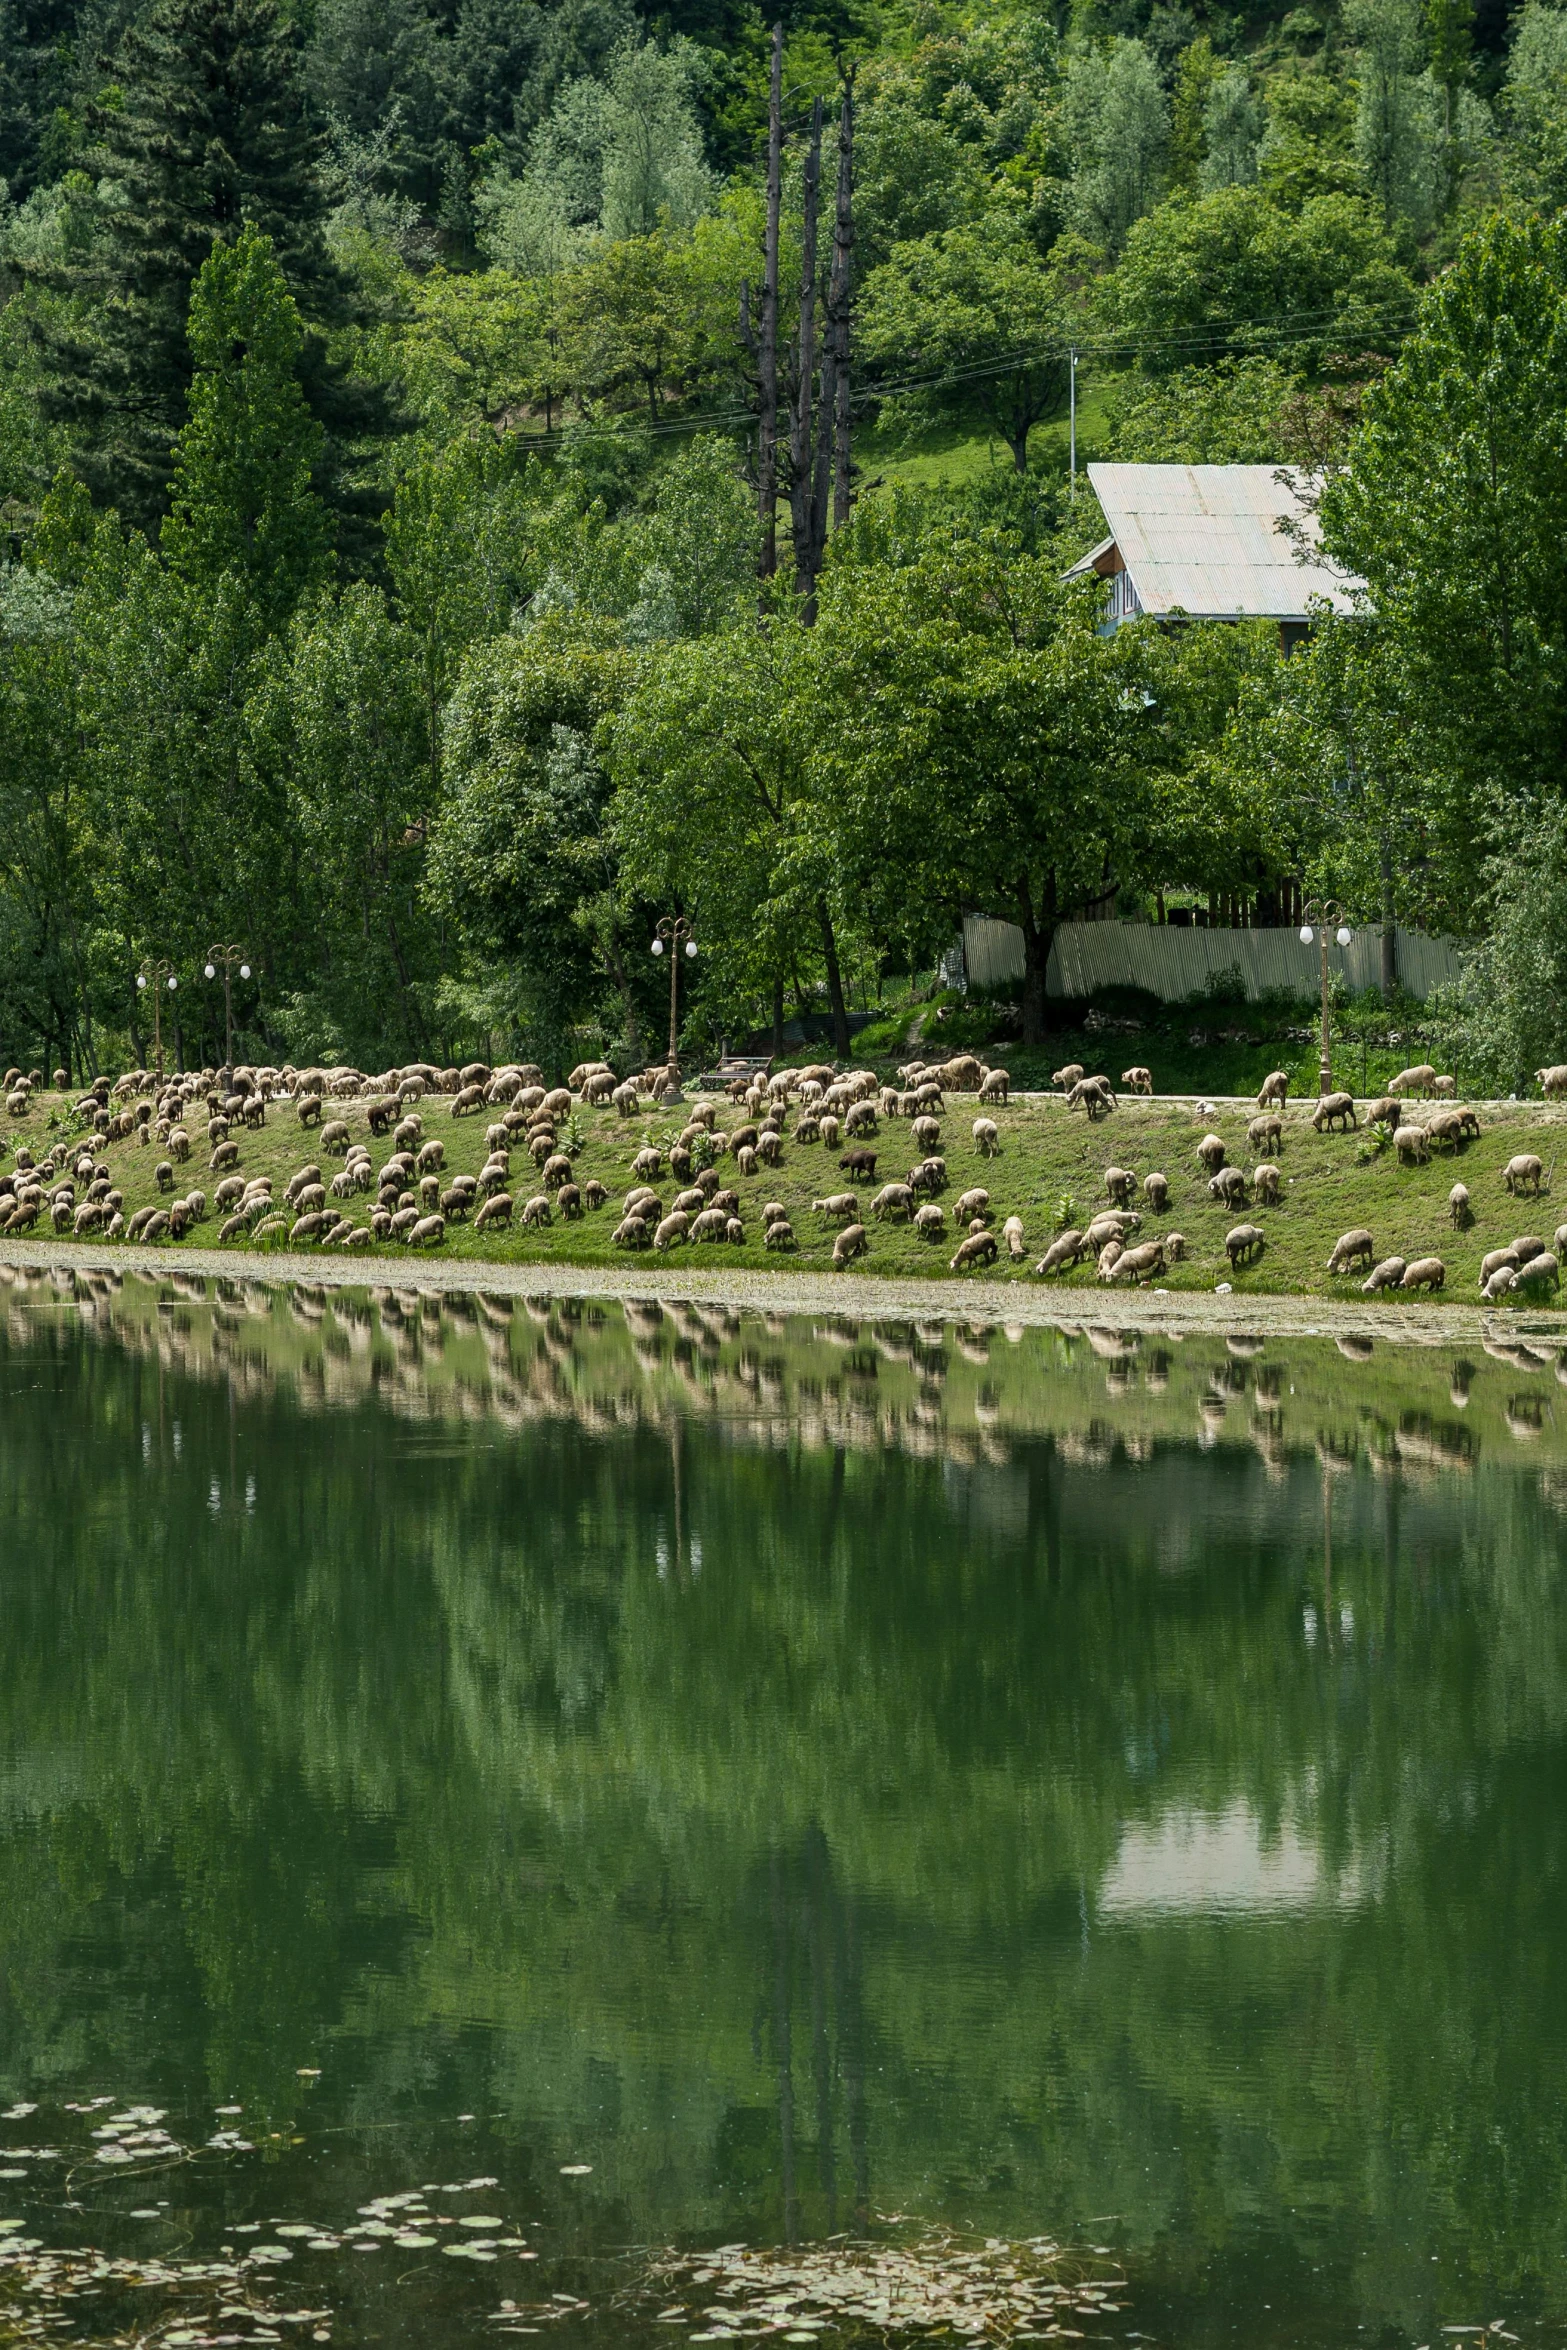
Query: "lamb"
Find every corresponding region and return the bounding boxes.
[951,1228,998,1271]
[911,1115,942,1151]
[1328,1228,1375,1274]
[1256,1071,1290,1109]
[972,1117,1000,1156]
[1432,1074,1456,1097]
[913,1203,945,1238]
[795,1115,821,1145]
[1103,1166,1136,1206]
[1555,1222,1567,1256]
[765,1217,795,1249]
[1481,1263,1517,1301]
[1400,1255,1447,1292]
[1389,1064,1437,1098]
[1504,1154,1546,1194]
[1253,1163,1281,1205]
[1225,1223,1265,1267]
[813,1192,859,1222]
[725,1217,745,1245]
[1035,1230,1085,1276]
[1393,1124,1431,1165]
[1209,1167,1248,1207]
[1143,1171,1169,1210]
[1121,1065,1153,1095]
[909,1157,947,1194]
[612,1214,648,1248]
[872,1182,914,1221]
[1196,1133,1227,1174]
[978,1067,1010,1104]
[1449,1183,1472,1228]
[1248,1114,1283,1155]
[1537,1065,1567,1097]
[1457,1110,1481,1139]
[1362,1255,1407,1293]
[1052,1063,1085,1091]
[1312,1092,1357,1131]
[1003,1215,1025,1261]
[1106,1239,1165,1284]
[521,1194,552,1227]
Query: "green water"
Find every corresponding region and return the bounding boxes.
[2,1265,1567,2348]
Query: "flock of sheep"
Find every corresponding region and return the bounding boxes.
[2,1045,1566,1300]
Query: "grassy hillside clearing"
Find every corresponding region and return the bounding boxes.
[6,1084,1567,1304]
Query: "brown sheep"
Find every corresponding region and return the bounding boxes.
[1143,1171,1169,1210]
[1312,1092,1357,1131]
[1362,1254,1407,1293]
[1035,1230,1085,1275]
[951,1229,998,1271]
[1103,1166,1136,1205]
[1225,1223,1265,1267]
[1505,1154,1545,1194]
[155,1159,176,1192]
[1248,1114,1283,1155]
[1256,1071,1290,1109]
[1401,1256,1447,1292]
[832,1222,869,1267]
[451,1084,486,1118]
[1327,1228,1375,1273]
[840,1147,877,1179]
[583,1178,608,1210]
[1253,1163,1281,1205]
[1121,1065,1153,1095]
[1196,1133,1226,1174]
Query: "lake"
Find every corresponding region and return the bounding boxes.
[2,1261,1566,2349]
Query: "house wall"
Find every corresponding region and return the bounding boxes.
[961,916,1464,1003]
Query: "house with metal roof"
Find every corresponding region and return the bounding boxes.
[1065,462,1366,648]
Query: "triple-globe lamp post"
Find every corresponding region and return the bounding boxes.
[1298,899,1354,1096]
[651,916,697,1101]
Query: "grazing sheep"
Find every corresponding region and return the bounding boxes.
[1053,1063,1085,1090]
[1253,1163,1281,1205]
[1364,1095,1400,1127]
[612,1214,649,1248]
[1401,1256,1447,1292]
[1458,1110,1481,1140]
[951,1229,998,1271]
[632,1146,663,1180]
[761,1199,789,1225]
[1479,1246,1521,1287]
[520,1193,552,1227]
[1036,1230,1085,1275]
[1196,1134,1227,1174]
[1065,1076,1117,1118]
[1505,1153,1546,1194]
[654,1211,690,1250]
[795,1115,821,1144]
[1248,1114,1283,1154]
[218,1212,247,1244]
[725,1216,745,1245]
[624,1186,660,1218]
[872,1183,914,1221]
[840,1147,877,1179]
[1514,1249,1562,1294]
[813,1192,859,1222]
[764,1218,795,1250]
[1121,1065,1153,1095]
[1003,1215,1025,1261]
[558,1184,583,1219]
[1425,1109,1464,1149]
[1389,1064,1437,1098]
[320,1119,351,1157]
[845,1100,877,1136]
[1096,1239,1124,1280]
[440,1185,470,1220]
[832,1222,869,1267]
[1165,1232,1188,1261]
[393,1115,422,1152]
[909,1157,947,1194]
[167,1125,190,1163]
[1209,1167,1249,1207]
[758,1130,784,1166]
[451,1084,486,1118]
[214,1177,244,1211]
[1256,1070,1290,1108]
[542,1152,573,1190]
[1225,1222,1265,1267]
[143,1209,171,1243]
[1103,1166,1136,1205]
[1481,1264,1517,1301]
[1512,1234,1548,1264]
[1083,1211,1140,1251]
[1536,1065,1567,1097]
[366,1096,397,1135]
[913,1203,946,1238]
[1143,1171,1169,1210]
[1394,1124,1431,1165]
[416,1137,445,1173]
[1362,1255,1407,1293]
[408,1214,445,1249]
[911,1115,942,1151]
[736,1143,758,1178]
[1312,1092,1357,1132]
[819,1114,841,1148]
[210,1139,239,1172]
[1432,1074,1455,1097]
[1328,1228,1375,1274]
[978,1067,1010,1104]
[972,1117,1000,1156]
[296,1094,323,1128]
[1449,1183,1472,1228]
[955,1187,991,1224]
[691,1207,729,1242]
[290,1211,329,1245]
[155,1160,175,1192]
[1107,1239,1166,1284]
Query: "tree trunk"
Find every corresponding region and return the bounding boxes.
[758,23,783,582]
[1016,875,1054,1049]
[817,899,851,1058]
[1379,829,1397,1000]
[826,77,854,533]
[791,98,824,607]
[771,970,785,1058]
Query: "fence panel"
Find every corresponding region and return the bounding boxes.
[960,917,1464,1004]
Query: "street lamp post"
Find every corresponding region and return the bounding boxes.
[135,959,180,1083]
[650,916,697,1102]
[1298,899,1353,1097]
[204,943,251,1073]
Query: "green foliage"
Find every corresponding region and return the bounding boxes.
[1430,805,1567,1092]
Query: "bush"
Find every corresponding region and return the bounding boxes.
[1429,812,1567,1093]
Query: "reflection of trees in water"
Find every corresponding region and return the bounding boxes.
[756,1829,869,2243]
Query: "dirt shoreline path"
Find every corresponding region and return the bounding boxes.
[6,1233,1566,1350]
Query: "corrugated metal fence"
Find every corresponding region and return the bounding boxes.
[961,916,1464,1003]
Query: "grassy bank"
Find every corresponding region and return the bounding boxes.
[6,1081,1567,1303]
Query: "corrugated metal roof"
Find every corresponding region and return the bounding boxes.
[1076,463,1366,621]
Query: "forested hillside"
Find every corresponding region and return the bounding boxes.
[3,0,1567,1085]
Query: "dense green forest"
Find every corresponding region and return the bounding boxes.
[4,0,1567,1084]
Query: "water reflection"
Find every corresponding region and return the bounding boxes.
[1,1264,1566,2349]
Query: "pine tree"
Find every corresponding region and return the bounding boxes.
[161,225,331,624]
[29,0,394,553]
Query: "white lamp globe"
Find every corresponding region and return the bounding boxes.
[136,974,147,991]
[1299,924,1314,944]
[205,962,216,979]
[685,938,697,958]
[1336,924,1352,947]
[168,974,178,989]
[240,963,250,980]
[651,937,664,956]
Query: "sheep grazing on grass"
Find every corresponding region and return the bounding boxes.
[1065,1076,1116,1118]
[813,1192,859,1222]
[911,1115,941,1152]
[736,1144,758,1179]
[765,1218,795,1250]
[612,1214,648,1248]
[844,1100,877,1137]
[972,1117,1000,1156]
[1328,1228,1375,1274]
[1505,1154,1546,1195]
[978,1067,1010,1104]
[319,1119,350,1156]
[1449,1183,1472,1227]
[913,1203,945,1238]
[955,1187,990,1223]
[1035,1230,1085,1276]
[1103,1166,1135,1205]
[1003,1215,1025,1260]
[210,1138,239,1173]
[296,1094,323,1128]
[542,1152,573,1190]
[558,1183,583,1219]
[1394,1124,1431,1165]
[1479,1247,1519,1288]
[1256,1071,1290,1109]
[1209,1167,1248,1208]
[654,1211,689,1250]
[1312,1092,1357,1132]
[909,1157,947,1194]
[840,1147,877,1180]
[1083,1210,1139,1252]
[1053,1063,1085,1090]
[691,1207,729,1242]
[1143,1171,1168,1210]
[1121,1065,1153,1095]
[1253,1163,1281,1205]
[1536,1065,1567,1097]
[155,1160,175,1193]
[1225,1223,1265,1267]
[1107,1239,1165,1284]
[1362,1255,1407,1293]
[1196,1133,1226,1174]
[1095,1239,1124,1280]
[833,1223,869,1267]
[1248,1114,1283,1155]
[1389,1064,1437,1098]
[951,1229,998,1271]
[819,1114,841,1149]
[758,1130,785,1167]
[1481,1263,1517,1301]
[1401,1256,1447,1292]
[1364,1095,1399,1127]
[1425,1109,1464,1149]
[632,1146,663,1181]
[873,1182,914,1221]
[1432,1074,1456,1097]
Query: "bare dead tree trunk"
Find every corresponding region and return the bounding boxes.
[827,76,854,533]
[790,96,824,607]
[758,21,783,583]
[818,898,851,1058]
